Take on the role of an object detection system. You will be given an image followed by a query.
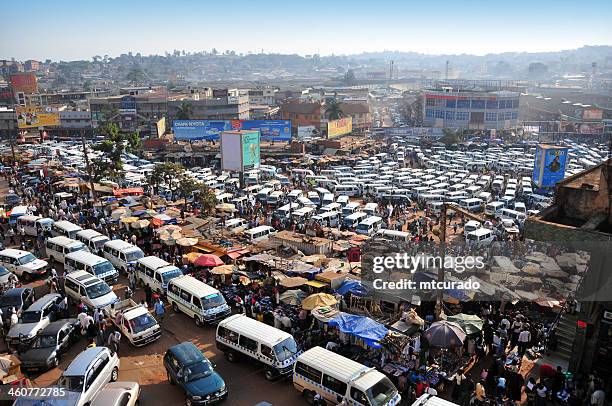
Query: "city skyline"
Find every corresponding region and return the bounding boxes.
[2,0,611,61]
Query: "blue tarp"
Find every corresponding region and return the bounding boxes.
[328,312,388,348]
[335,280,368,297]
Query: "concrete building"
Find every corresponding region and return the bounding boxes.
[89,92,167,132]
[0,107,18,140]
[525,158,612,375]
[248,88,277,106]
[24,60,41,72]
[279,101,325,132]
[339,102,371,132]
[59,110,92,129]
[422,87,520,130]
[167,94,249,124]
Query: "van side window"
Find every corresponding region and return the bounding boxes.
[168,284,180,295]
[146,267,154,278]
[180,290,192,302]
[350,387,368,405]
[322,374,347,395]
[217,326,239,344]
[65,279,78,293]
[238,335,258,352]
[155,273,162,283]
[86,354,109,390]
[295,362,322,383]
[260,344,274,360]
[192,297,201,309]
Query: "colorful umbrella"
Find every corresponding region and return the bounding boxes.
[156,224,182,234]
[279,276,308,288]
[131,219,150,229]
[176,237,198,247]
[424,321,467,348]
[301,293,338,311]
[184,252,204,264]
[111,208,131,219]
[279,290,308,306]
[120,216,138,224]
[194,254,224,267]
[210,265,235,275]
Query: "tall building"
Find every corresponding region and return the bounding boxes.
[89,92,167,132]
[422,87,520,130]
[167,93,249,123]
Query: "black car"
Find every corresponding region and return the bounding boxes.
[0,287,35,326]
[19,319,79,372]
[164,342,227,406]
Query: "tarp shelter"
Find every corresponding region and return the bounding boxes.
[335,280,368,297]
[328,312,389,348]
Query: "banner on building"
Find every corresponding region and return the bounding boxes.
[173,119,291,141]
[297,125,318,139]
[16,106,60,128]
[327,117,352,139]
[221,130,261,172]
[10,73,38,94]
[532,145,568,188]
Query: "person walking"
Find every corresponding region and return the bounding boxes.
[107,330,121,355]
[144,284,152,308]
[154,298,165,323]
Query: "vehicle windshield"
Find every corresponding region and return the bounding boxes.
[85,282,112,299]
[68,244,85,253]
[0,267,9,276]
[20,310,42,323]
[58,375,84,392]
[467,233,480,241]
[92,261,115,276]
[356,224,369,232]
[184,360,213,382]
[129,312,158,334]
[0,295,21,307]
[366,377,397,406]
[201,293,226,310]
[18,253,37,265]
[32,334,57,348]
[273,338,298,362]
[93,239,109,250]
[125,250,145,262]
[162,268,183,284]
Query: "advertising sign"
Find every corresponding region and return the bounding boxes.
[173,119,291,141]
[119,96,137,115]
[10,73,38,94]
[297,125,317,139]
[533,145,568,188]
[221,130,260,172]
[383,127,444,137]
[327,117,352,139]
[151,117,165,138]
[582,108,603,120]
[16,106,60,128]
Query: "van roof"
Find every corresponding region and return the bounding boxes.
[76,229,105,239]
[104,239,136,251]
[218,314,292,346]
[137,256,170,270]
[246,225,275,234]
[359,216,382,225]
[468,228,492,236]
[18,215,41,222]
[298,346,373,383]
[66,251,109,266]
[345,212,367,220]
[169,275,220,297]
[47,236,83,247]
[53,220,82,231]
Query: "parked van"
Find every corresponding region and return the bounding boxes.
[58,347,120,406]
[477,192,492,203]
[216,314,301,381]
[135,256,183,294]
[8,205,29,226]
[65,251,119,285]
[463,220,481,237]
[225,218,249,233]
[51,220,82,239]
[311,211,340,228]
[167,275,231,326]
[410,394,460,406]
[103,240,145,274]
[307,191,321,206]
[342,202,360,217]
[287,189,304,201]
[293,346,401,406]
[244,225,276,242]
[75,229,110,253]
[355,216,383,235]
[466,228,495,248]
[45,236,88,264]
[458,198,483,213]
[17,216,54,237]
[257,188,273,202]
[497,208,527,225]
[485,202,505,217]
[334,184,361,197]
[363,203,378,216]
[267,191,284,206]
[343,212,368,229]
[64,270,118,309]
[375,229,410,242]
[0,249,48,280]
[513,202,527,214]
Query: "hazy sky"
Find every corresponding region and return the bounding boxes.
[2,0,611,61]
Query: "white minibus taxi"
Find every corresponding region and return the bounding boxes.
[497,208,527,225]
[225,218,249,233]
[466,228,495,248]
[355,216,383,236]
[45,236,88,264]
[363,203,378,216]
[64,251,119,285]
[375,229,410,242]
[244,225,276,242]
[17,216,54,237]
[343,212,368,229]
[102,240,145,274]
[293,346,401,406]
[51,220,83,239]
[311,211,340,228]
[135,256,183,294]
[75,229,110,253]
[342,202,360,217]
[485,202,505,217]
[217,314,301,381]
[458,198,483,213]
[463,220,481,237]
[167,275,231,326]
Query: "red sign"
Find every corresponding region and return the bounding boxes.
[577,320,587,329]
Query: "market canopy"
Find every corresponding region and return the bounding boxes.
[335,280,368,297]
[301,293,338,311]
[194,254,224,267]
[328,312,388,348]
[424,321,466,348]
[279,289,307,306]
[447,314,484,335]
[279,276,309,289]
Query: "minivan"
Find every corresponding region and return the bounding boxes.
[343,212,368,229]
[17,215,54,237]
[76,229,110,254]
[167,275,231,326]
[51,220,83,239]
[103,240,145,274]
[244,225,276,242]
[46,236,88,264]
[65,251,119,285]
[485,201,505,217]
[355,216,383,236]
[64,270,119,309]
[58,347,120,406]
[217,314,301,381]
[135,256,183,294]
[458,198,483,213]
[293,346,401,406]
[0,249,48,281]
[466,228,495,248]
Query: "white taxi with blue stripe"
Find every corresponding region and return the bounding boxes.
[167,275,230,326]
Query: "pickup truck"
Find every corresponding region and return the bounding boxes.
[106,299,161,347]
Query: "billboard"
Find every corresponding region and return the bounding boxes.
[173,119,291,141]
[10,73,38,94]
[16,106,60,128]
[221,130,260,172]
[297,125,317,139]
[151,117,165,138]
[119,96,137,115]
[532,145,568,188]
[582,108,603,120]
[327,117,352,139]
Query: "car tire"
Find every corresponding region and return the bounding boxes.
[264,368,276,381]
[194,316,202,327]
[172,302,179,313]
[225,351,237,363]
[110,367,118,382]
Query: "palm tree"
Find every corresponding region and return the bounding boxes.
[176,103,193,120]
[325,100,344,120]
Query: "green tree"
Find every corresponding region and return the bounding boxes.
[178,175,200,211]
[148,162,184,195]
[325,100,344,120]
[91,123,143,181]
[175,103,193,120]
[439,128,461,147]
[194,184,217,215]
[126,67,145,84]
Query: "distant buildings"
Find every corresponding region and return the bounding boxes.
[422,87,520,130]
[89,91,167,132]
[279,100,371,134]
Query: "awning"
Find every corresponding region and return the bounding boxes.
[305,280,327,289]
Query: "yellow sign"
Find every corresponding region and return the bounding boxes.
[16,106,60,128]
[327,117,352,139]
